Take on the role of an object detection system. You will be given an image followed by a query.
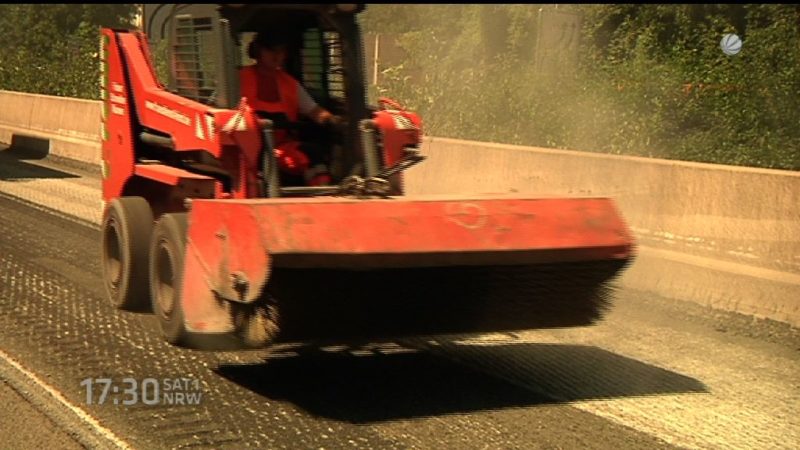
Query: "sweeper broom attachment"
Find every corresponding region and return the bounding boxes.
[165,195,634,350]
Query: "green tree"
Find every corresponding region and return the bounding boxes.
[361,4,800,170]
[0,4,137,99]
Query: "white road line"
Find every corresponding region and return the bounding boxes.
[0,348,133,450]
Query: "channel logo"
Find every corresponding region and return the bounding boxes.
[720,33,742,56]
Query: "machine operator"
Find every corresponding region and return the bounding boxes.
[239,30,344,187]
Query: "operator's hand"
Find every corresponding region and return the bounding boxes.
[326,114,346,130]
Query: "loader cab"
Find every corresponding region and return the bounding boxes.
[143,4,369,190]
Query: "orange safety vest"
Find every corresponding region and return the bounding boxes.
[239,65,310,177]
[239,65,299,125]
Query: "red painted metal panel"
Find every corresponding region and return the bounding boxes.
[113,30,262,198]
[101,29,135,202]
[117,33,228,155]
[373,105,423,192]
[193,195,633,260]
[181,200,271,332]
[134,164,215,186]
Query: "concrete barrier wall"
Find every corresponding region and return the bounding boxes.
[1,91,798,326]
[0,90,101,165]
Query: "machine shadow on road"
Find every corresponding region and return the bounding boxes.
[213,341,707,424]
[0,144,79,180]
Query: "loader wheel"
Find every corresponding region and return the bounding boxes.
[149,213,190,345]
[102,197,154,311]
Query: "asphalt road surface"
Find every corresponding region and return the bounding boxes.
[0,149,798,449]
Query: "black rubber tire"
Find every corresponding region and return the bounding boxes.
[149,213,190,346]
[101,197,154,311]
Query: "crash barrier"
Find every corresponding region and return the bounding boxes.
[1,90,798,326]
[0,90,101,165]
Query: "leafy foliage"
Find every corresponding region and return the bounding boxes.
[361,4,800,170]
[0,4,137,99]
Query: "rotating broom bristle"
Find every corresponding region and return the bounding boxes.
[264,258,633,343]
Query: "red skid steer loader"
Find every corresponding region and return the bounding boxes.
[100,4,635,350]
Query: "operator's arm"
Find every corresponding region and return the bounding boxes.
[297,84,336,125]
